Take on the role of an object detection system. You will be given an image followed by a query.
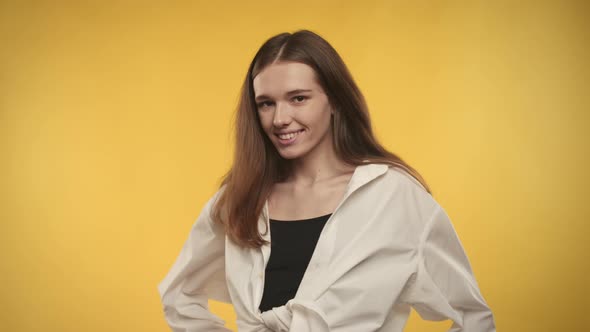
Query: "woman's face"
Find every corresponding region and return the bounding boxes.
[253,61,334,160]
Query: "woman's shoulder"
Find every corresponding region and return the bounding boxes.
[372,164,429,194]
[367,164,440,215]
[387,165,429,194]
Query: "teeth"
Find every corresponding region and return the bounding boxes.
[278,130,302,140]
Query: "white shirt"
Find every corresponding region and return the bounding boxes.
[158,164,496,331]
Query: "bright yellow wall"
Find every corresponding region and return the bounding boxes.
[1,1,588,331]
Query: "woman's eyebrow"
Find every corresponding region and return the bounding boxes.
[255,89,312,102]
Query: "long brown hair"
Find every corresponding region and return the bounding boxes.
[212,29,431,248]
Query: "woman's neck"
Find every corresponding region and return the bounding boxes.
[287,145,354,187]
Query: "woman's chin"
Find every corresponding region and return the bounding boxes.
[275,146,305,160]
[277,151,301,160]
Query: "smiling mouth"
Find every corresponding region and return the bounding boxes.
[276,129,305,140]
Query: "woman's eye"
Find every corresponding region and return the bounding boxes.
[257,101,273,109]
[257,97,306,109]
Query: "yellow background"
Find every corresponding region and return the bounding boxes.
[1,1,588,331]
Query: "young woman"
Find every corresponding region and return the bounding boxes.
[158,30,495,332]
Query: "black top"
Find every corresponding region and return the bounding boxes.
[258,213,331,313]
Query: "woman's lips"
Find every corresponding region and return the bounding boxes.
[276,129,304,145]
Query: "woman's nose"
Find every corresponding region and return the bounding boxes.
[272,103,292,127]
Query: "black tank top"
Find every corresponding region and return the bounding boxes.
[258,213,331,312]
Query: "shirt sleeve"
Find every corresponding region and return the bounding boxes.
[402,204,496,331]
[157,191,232,332]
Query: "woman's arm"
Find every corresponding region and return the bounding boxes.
[402,204,496,331]
[157,191,232,332]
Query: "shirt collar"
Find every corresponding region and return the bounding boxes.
[346,163,389,195]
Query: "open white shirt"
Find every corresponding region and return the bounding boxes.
[158,164,496,331]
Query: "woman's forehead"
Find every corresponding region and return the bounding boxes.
[253,62,321,98]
